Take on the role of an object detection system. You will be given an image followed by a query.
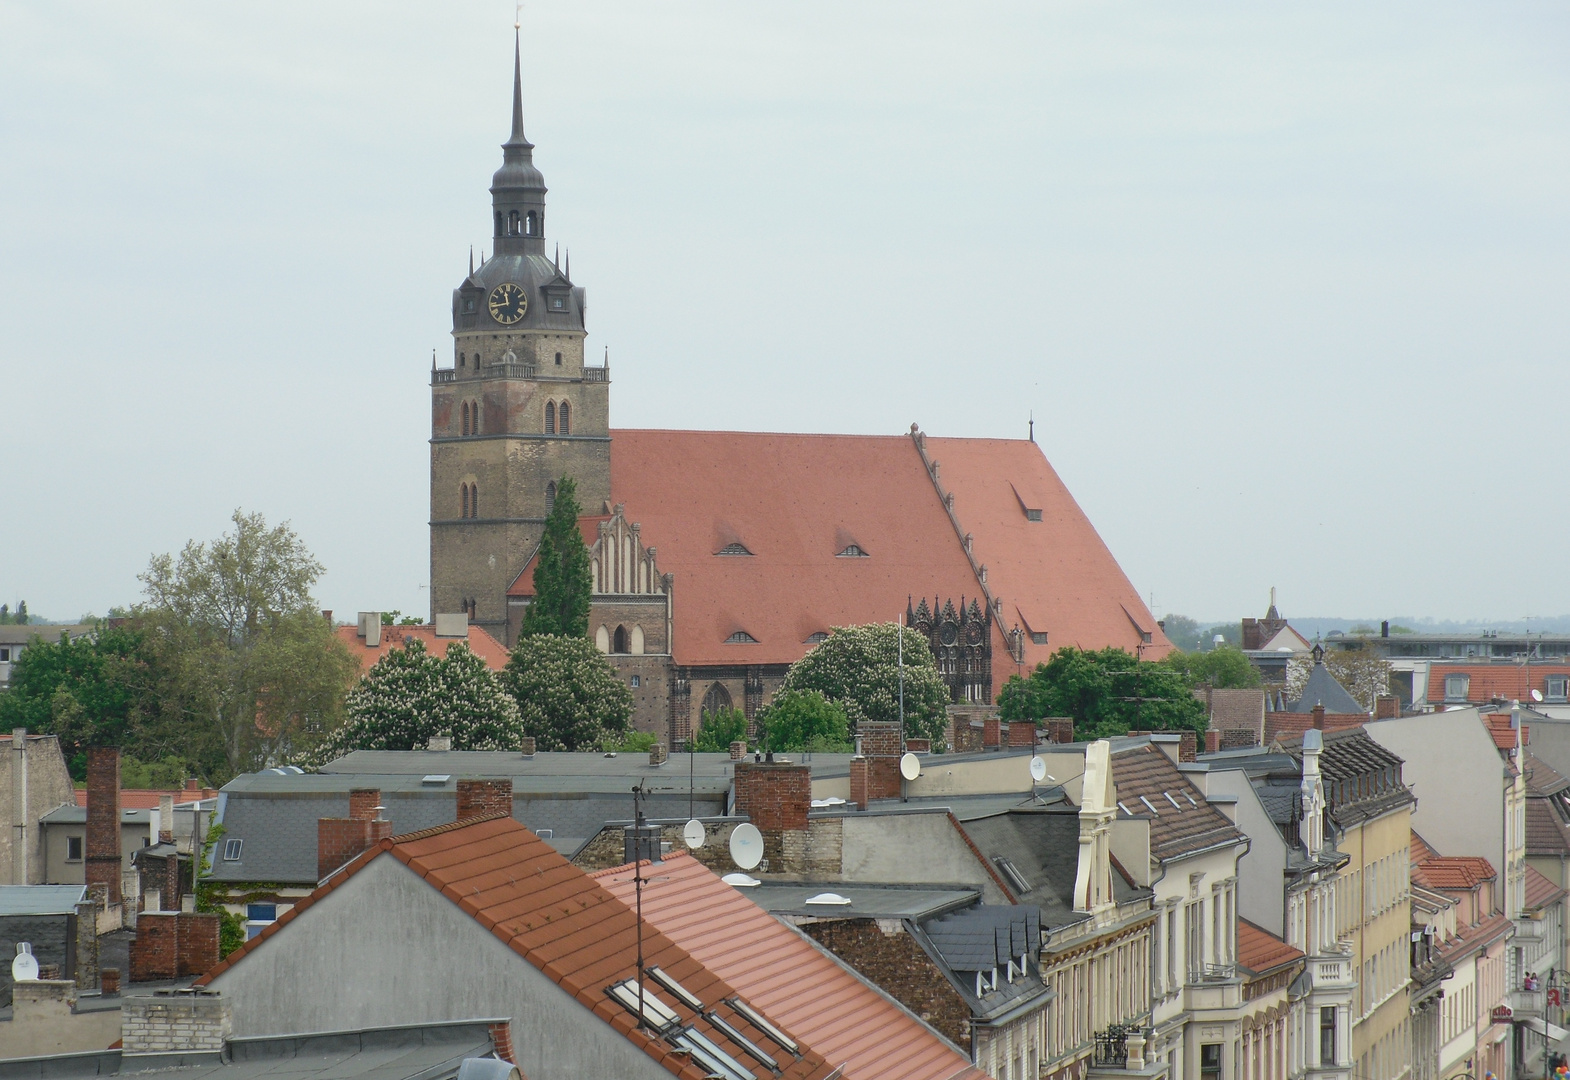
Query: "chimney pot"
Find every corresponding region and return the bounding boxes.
[1311,704,1326,730]
[158,794,175,845]
[456,778,513,820]
[427,735,452,752]
[518,737,536,757]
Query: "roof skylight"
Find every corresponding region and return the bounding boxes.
[804,892,852,906]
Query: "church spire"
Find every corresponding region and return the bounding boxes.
[506,29,531,150]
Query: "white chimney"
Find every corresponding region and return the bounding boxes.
[434,613,468,639]
[357,612,382,647]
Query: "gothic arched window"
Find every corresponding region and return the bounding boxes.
[700,682,733,720]
[554,352,562,366]
[470,401,480,435]
[558,401,570,435]
[459,352,466,368]
[544,401,555,434]
[612,625,629,654]
[546,481,556,509]
[460,483,470,519]
[461,402,471,436]
[470,485,478,518]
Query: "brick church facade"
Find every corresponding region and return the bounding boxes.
[431,38,1171,744]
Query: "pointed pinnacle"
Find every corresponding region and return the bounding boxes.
[508,29,527,145]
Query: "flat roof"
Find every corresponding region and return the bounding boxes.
[0,884,87,917]
[744,882,979,920]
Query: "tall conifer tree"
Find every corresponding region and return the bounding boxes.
[519,477,592,638]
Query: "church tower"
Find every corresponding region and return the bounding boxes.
[430,34,611,642]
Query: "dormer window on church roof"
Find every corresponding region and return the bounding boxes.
[715,543,753,556]
[836,544,869,558]
[725,630,759,645]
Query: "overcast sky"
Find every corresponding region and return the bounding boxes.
[2,2,1567,627]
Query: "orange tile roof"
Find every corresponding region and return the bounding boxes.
[1524,864,1568,911]
[199,816,835,1080]
[1236,919,1304,978]
[1413,855,1497,892]
[1426,664,1570,706]
[1411,831,1440,863]
[600,430,990,670]
[919,436,1171,670]
[335,623,510,674]
[593,853,987,1080]
[1264,712,1367,742]
[1483,713,1525,752]
[73,788,215,809]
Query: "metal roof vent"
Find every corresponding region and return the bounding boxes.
[421,774,451,786]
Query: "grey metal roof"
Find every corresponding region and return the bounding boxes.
[1286,663,1364,714]
[315,750,738,794]
[0,885,86,916]
[39,806,151,825]
[746,883,978,920]
[0,1018,498,1080]
[923,904,1040,972]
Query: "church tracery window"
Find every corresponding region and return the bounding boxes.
[461,402,469,436]
[558,401,570,434]
[470,485,478,518]
[545,401,555,434]
[612,625,629,654]
[700,682,733,719]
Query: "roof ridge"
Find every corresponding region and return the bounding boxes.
[390,811,512,844]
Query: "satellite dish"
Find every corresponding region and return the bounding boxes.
[1030,756,1048,784]
[729,823,764,870]
[1533,689,1544,703]
[12,943,38,983]
[683,818,706,850]
[899,752,921,781]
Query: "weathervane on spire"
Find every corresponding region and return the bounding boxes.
[515,2,522,30]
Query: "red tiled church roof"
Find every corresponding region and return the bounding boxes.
[334,623,510,674]
[533,429,1169,693]
[593,853,987,1080]
[601,430,990,670]
[921,436,1170,669]
[199,816,835,1080]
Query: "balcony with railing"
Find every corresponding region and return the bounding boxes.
[1088,1026,1169,1080]
[583,365,609,383]
[1185,964,1242,1014]
[432,369,456,384]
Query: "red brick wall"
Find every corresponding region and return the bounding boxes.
[732,762,810,831]
[176,912,220,977]
[801,919,972,1050]
[1045,718,1075,744]
[129,912,178,982]
[456,779,513,820]
[348,788,381,821]
[86,747,122,905]
[318,818,375,880]
[1007,721,1037,747]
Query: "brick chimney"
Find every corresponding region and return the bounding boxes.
[158,794,175,845]
[982,714,1002,749]
[729,741,747,761]
[456,778,513,820]
[1311,704,1326,730]
[85,747,122,905]
[1007,721,1037,748]
[849,757,870,811]
[1045,718,1075,744]
[858,721,904,800]
[317,788,392,880]
[1205,730,1222,754]
[1374,694,1399,720]
[732,761,811,831]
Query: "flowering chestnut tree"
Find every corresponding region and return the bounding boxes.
[503,633,632,751]
[310,639,523,762]
[779,623,948,746]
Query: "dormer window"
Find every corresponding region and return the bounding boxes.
[726,631,759,644]
[836,544,869,558]
[1547,676,1568,703]
[1025,508,1042,522]
[1444,674,1471,701]
[716,543,753,556]
[805,632,830,644]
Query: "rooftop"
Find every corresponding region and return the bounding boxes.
[200,816,836,1080]
[334,622,510,673]
[742,883,979,921]
[1236,919,1304,978]
[594,854,986,1080]
[1110,743,1244,863]
[0,884,86,916]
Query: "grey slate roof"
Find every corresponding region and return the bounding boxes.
[211,771,723,884]
[0,885,86,916]
[915,904,1051,1024]
[0,1018,497,1080]
[957,809,1148,930]
[1287,663,1364,714]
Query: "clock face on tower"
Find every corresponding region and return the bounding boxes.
[487,282,528,324]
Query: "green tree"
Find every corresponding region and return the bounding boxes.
[503,634,631,751]
[518,477,592,638]
[1157,646,1262,689]
[312,640,524,761]
[0,623,179,779]
[779,623,949,746]
[1158,614,1203,651]
[691,706,748,752]
[998,646,1206,741]
[0,601,29,625]
[755,690,852,753]
[138,510,357,777]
